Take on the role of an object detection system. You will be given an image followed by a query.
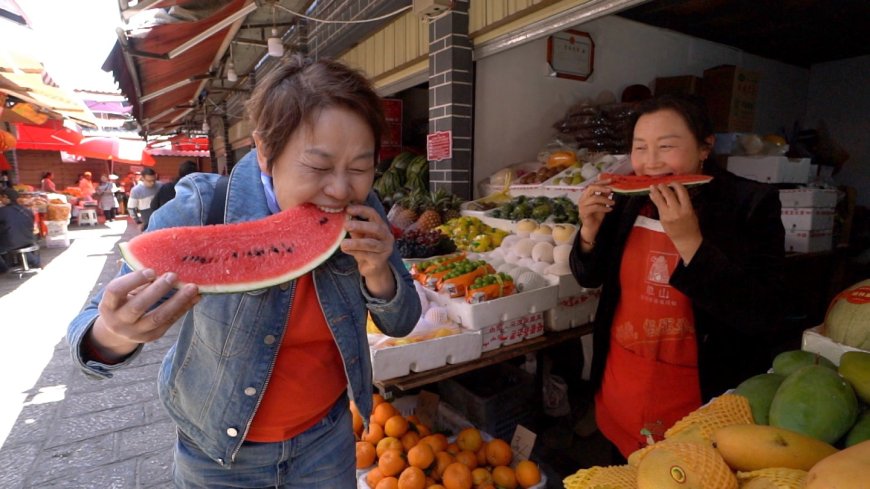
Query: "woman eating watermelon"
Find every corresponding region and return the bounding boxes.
[67,56,421,487]
[570,94,787,460]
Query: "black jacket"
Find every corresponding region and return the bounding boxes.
[0,203,36,253]
[570,164,787,401]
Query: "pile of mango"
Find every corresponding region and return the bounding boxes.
[436,216,509,253]
[563,349,870,488]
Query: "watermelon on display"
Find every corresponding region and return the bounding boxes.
[600,173,713,194]
[120,204,348,294]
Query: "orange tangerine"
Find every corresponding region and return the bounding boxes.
[373,402,398,426]
[454,450,478,470]
[485,439,512,467]
[441,462,473,489]
[397,466,426,489]
[362,422,385,445]
[407,442,435,470]
[401,430,420,452]
[471,467,493,486]
[515,460,541,488]
[375,476,399,489]
[366,467,385,489]
[356,441,376,469]
[385,415,410,438]
[456,427,483,453]
[491,466,517,489]
[377,436,404,458]
[378,448,407,477]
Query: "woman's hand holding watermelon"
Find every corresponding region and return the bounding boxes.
[576,178,614,250]
[341,203,397,300]
[87,269,201,363]
[648,182,703,263]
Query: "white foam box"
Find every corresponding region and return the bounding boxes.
[478,312,546,352]
[784,228,833,253]
[369,331,482,382]
[781,207,836,231]
[802,324,866,366]
[423,283,558,330]
[545,290,601,332]
[45,220,69,237]
[44,234,70,248]
[727,156,812,183]
[779,188,838,208]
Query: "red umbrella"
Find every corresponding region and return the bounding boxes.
[67,136,155,166]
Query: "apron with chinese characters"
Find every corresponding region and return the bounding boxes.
[595,213,702,457]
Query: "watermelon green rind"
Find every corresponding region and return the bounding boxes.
[119,204,348,294]
[601,173,714,194]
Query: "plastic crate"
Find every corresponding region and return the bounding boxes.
[438,362,537,441]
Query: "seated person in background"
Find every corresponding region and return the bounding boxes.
[127,168,161,230]
[0,188,39,273]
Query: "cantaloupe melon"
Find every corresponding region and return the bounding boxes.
[825,279,870,349]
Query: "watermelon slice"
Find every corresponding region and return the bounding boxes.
[119,204,348,293]
[601,173,713,195]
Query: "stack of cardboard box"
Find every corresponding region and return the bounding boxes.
[779,188,838,253]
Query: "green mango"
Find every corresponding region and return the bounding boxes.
[772,350,836,377]
[839,351,870,404]
[845,411,870,447]
[734,373,786,425]
[769,365,859,444]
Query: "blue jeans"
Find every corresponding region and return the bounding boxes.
[173,397,355,488]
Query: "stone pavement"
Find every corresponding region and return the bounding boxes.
[0,218,177,488]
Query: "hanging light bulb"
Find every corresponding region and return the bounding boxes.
[267,5,283,57]
[226,60,238,82]
[267,28,284,57]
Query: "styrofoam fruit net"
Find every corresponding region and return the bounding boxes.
[637,442,738,489]
[736,467,808,489]
[563,464,637,489]
[665,394,754,441]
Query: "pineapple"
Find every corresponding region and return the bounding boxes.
[388,192,418,230]
[434,189,464,222]
[414,191,442,231]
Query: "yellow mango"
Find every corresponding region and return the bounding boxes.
[805,440,870,489]
[712,424,838,471]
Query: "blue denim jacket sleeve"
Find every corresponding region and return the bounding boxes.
[359,191,420,338]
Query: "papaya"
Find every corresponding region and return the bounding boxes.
[838,350,870,404]
[824,278,870,349]
[844,411,870,447]
[805,440,870,489]
[769,365,859,444]
[711,424,838,471]
[771,350,836,377]
[734,373,785,425]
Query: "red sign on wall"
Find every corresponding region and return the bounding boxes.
[427,131,452,162]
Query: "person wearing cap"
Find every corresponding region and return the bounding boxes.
[78,171,96,202]
[0,188,39,273]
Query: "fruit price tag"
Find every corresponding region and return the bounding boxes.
[415,390,439,429]
[510,424,537,460]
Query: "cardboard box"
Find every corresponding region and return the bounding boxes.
[727,156,812,183]
[785,228,833,253]
[781,207,835,231]
[702,65,760,132]
[654,75,702,96]
[779,188,838,208]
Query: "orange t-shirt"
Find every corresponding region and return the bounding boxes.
[245,272,348,442]
[595,214,701,457]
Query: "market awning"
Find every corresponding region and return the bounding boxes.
[14,121,83,151]
[0,48,99,128]
[66,136,156,166]
[104,0,255,134]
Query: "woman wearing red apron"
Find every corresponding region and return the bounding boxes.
[570,95,786,459]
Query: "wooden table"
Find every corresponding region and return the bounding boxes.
[375,323,594,395]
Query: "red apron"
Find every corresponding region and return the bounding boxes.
[595,215,702,457]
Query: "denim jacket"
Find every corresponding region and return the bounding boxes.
[67,151,420,466]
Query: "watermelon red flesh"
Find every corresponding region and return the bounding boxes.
[119,204,348,294]
[600,173,713,194]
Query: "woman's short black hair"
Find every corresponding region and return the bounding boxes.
[628,94,714,150]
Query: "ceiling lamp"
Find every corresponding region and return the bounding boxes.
[267,5,284,57]
[226,61,238,82]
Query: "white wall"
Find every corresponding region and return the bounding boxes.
[806,56,870,207]
[473,15,811,196]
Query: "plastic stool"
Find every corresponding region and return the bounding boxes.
[78,208,99,226]
[6,244,40,279]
